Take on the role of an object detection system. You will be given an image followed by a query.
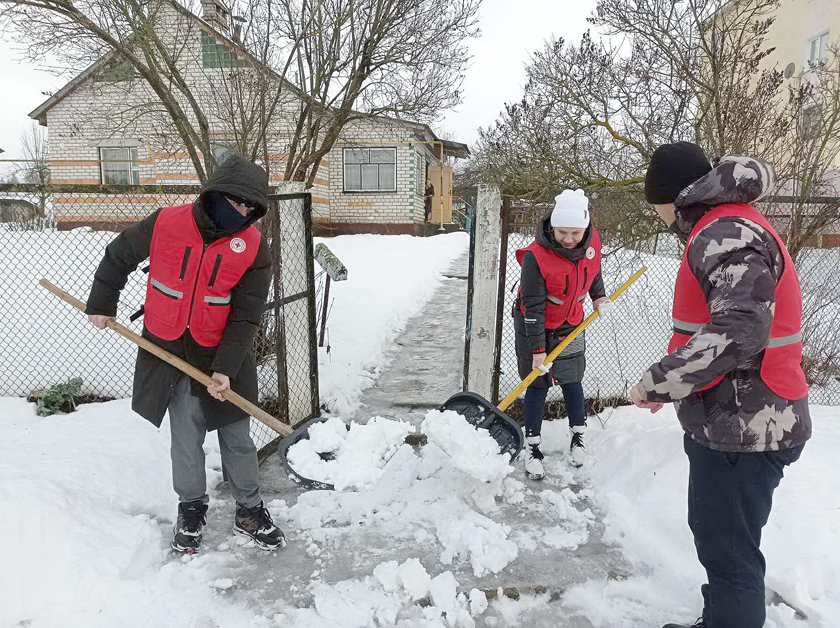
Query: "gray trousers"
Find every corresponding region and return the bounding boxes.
[168,376,262,508]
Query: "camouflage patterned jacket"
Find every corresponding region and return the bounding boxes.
[637,156,812,453]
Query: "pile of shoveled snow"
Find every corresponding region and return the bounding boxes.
[278,409,529,576]
[284,416,415,491]
[284,410,515,490]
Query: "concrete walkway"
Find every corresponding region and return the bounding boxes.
[199,250,630,626]
[351,250,470,426]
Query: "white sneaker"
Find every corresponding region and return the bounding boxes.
[570,425,586,467]
[523,435,545,480]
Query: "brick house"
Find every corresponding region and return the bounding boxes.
[28,0,468,235]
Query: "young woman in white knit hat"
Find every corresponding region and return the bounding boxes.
[512,189,612,479]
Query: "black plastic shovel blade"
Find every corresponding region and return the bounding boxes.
[438,391,525,461]
[276,416,347,491]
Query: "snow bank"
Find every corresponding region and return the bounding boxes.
[562,405,840,628]
[314,232,468,417]
[0,398,269,628]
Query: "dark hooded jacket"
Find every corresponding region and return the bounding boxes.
[512,215,606,388]
[85,156,272,430]
[636,155,811,453]
[516,214,606,353]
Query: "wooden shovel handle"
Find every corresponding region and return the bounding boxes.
[497,266,648,412]
[39,279,292,437]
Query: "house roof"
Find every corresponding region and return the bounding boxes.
[29,0,469,157]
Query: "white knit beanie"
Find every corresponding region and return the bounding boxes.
[550,189,590,229]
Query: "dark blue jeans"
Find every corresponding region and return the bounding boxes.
[523,382,585,437]
[683,434,803,628]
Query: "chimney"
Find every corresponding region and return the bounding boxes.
[202,0,231,34]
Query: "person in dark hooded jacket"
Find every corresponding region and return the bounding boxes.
[85,155,285,554]
[631,143,811,628]
[513,189,613,479]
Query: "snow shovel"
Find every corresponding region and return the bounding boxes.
[438,265,648,460]
[277,266,647,490]
[39,279,293,438]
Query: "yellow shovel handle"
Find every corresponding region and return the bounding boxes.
[497,266,647,412]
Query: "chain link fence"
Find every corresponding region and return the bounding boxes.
[492,198,840,418]
[0,183,319,454]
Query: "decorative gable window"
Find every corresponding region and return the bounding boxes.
[201,32,243,68]
[99,147,140,185]
[94,60,135,83]
[343,147,396,192]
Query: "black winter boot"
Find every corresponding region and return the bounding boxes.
[662,620,704,628]
[171,501,208,554]
[234,501,286,551]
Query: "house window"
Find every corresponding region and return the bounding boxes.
[95,60,135,83]
[99,147,139,185]
[808,31,830,66]
[803,104,821,138]
[343,147,396,192]
[202,32,242,69]
[416,153,425,196]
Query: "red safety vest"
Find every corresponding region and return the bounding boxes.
[144,203,261,347]
[515,228,602,329]
[669,203,808,400]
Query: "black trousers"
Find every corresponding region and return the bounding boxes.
[683,434,803,628]
[523,383,585,437]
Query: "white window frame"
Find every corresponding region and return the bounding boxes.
[416,153,425,196]
[807,31,830,67]
[99,146,139,185]
[342,147,397,192]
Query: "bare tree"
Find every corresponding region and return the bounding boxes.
[474,0,840,256]
[17,122,50,185]
[0,0,479,184]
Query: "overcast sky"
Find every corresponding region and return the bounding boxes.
[0,0,596,161]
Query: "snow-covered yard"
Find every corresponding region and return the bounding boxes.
[2,398,838,627]
[2,232,839,627]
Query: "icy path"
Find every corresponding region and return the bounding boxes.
[218,252,631,626]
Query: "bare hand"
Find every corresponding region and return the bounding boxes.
[87,314,114,330]
[532,352,549,372]
[207,372,230,401]
[630,383,664,414]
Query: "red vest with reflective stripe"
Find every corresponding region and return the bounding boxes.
[669,203,807,400]
[515,228,602,329]
[144,204,261,347]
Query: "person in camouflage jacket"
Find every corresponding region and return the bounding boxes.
[631,142,810,628]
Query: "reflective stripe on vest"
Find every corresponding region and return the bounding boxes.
[668,203,807,400]
[144,204,261,347]
[150,278,184,299]
[673,318,802,349]
[204,294,232,305]
[515,227,602,329]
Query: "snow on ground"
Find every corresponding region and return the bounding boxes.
[3,395,838,627]
[559,404,840,628]
[313,232,468,417]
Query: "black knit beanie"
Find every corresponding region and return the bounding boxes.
[644,142,712,204]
